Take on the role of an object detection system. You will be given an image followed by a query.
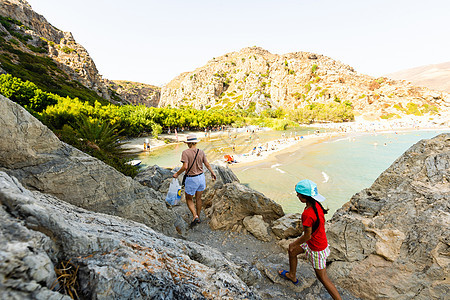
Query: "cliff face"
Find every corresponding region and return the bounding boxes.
[0,0,123,103]
[108,79,161,107]
[326,133,450,299]
[160,47,450,119]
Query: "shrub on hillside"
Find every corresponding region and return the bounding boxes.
[0,74,57,112]
[288,101,354,124]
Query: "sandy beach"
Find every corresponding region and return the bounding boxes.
[121,129,228,153]
[122,115,450,168]
[226,115,450,167]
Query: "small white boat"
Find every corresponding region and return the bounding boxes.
[126,160,142,166]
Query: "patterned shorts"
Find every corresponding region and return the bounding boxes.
[301,243,330,270]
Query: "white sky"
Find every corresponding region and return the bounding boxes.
[25,0,450,86]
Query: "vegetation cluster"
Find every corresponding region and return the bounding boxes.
[288,101,354,124]
[0,74,244,176]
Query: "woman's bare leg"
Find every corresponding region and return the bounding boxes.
[194,190,203,219]
[185,193,198,221]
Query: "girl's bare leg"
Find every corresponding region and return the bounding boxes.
[314,268,342,300]
[278,238,305,282]
[288,239,305,280]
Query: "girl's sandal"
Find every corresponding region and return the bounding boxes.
[279,270,299,285]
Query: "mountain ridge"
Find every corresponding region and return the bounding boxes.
[160,46,450,119]
[108,79,160,107]
[386,61,450,93]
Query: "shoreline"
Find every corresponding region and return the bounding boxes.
[122,115,450,167]
[222,114,450,168]
[228,126,450,169]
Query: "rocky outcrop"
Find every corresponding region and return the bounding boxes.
[0,171,261,299]
[135,164,175,192]
[326,133,450,299]
[135,164,284,239]
[108,80,161,107]
[243,215,271,242]
[160,46,450,119]
[0,0,63,43]
[0,95,176,236]
[203,181,284,231]
[271,213,303,239]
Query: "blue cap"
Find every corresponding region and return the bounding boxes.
[295,179,325,202]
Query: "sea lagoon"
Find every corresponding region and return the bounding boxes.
[135,128,449,218]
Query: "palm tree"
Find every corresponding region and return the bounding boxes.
[74,116,128,157]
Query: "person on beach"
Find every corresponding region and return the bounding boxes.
[173,134,216,226]
[278,179,341,300]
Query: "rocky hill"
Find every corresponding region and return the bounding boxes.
[160,47,450,119]
[387,61,450,93]
[108,79,161,107]
[0,0,126,104]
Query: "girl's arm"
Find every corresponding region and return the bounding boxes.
[295,225,312,244]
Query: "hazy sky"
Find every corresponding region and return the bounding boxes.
[26,0,450,86]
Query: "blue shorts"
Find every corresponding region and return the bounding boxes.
[185,173,206,195]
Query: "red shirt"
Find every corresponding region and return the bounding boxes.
[302,202,328,251]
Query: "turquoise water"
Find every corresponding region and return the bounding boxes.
[136,128,449,218]
[230,129,449,218]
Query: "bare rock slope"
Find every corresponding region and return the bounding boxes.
[0,95,177,236]
[108,80,161,107]
[0,172,261,299]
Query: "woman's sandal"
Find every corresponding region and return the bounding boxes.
[190,217,200,228]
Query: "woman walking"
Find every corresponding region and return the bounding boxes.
[279,179,341,300]
[173,134,216,226]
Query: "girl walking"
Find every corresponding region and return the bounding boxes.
[279,179,341,300]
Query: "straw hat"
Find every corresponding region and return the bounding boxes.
[185,134,199,143]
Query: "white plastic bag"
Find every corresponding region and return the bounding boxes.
[165,178,181,205]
